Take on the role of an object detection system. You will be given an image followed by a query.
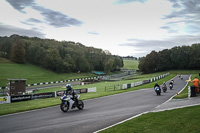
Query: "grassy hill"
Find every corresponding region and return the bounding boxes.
[123,59,139,70]
[0,58,95,87]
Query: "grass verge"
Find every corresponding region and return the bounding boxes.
[100,105,200,133]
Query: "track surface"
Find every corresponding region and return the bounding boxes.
[0,75,189,133]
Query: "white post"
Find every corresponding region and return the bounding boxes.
[188,86,191,98]
[55,91,57,97]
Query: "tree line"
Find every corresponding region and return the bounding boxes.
[0,34,123,73]
[138,43,200,74]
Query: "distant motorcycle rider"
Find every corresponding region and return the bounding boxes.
[169,80,173,89]
[162,82,167,87]
[169,80,173,86]
[65,84,78,103]
[154,82,161,95]
[154,82,160,90]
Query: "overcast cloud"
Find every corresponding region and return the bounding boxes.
[0,23,45,37]
[6,0,82,28]
[1,0,200,57]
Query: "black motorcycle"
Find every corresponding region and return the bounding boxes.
[154,87,161,95]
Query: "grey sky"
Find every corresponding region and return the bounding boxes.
[1,0,200,57]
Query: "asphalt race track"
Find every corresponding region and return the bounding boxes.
[0,75,190,133]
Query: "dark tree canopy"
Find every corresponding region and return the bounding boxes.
[0,34,123,73]
[138,43,200,74]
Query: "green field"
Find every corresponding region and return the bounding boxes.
[0,63,95,87]
[123,59,139,70]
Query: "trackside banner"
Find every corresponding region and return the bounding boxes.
[32,92,55,99]
[0,96,10,104]
[11,95,32,102]
[56,88,89,97]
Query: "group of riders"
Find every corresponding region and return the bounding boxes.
[154,79,174,95]
[154,75,200,95]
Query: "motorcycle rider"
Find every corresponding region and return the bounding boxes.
[169,80,173,87]
[162,82,167,90]
[162,82,167,87]
[65,84,78,104]
[154,82,161,91]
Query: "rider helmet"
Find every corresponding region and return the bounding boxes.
[66,84,72,91]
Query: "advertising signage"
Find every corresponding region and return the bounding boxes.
[56,91,65,96]
[11,95,32,102]
[32,92,55,99]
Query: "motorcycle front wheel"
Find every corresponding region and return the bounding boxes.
[60,102,69,112]
[77,100,84,110]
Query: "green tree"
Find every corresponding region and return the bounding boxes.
[10,38,26,63]
[157,49,171,71]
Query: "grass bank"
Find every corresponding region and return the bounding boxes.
[0,58,123,87]
[100,105,200,133]
[0,63,96,87]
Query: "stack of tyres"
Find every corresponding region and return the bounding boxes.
[190,86,196,97]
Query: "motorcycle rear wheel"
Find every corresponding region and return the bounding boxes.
[60,102,69,112]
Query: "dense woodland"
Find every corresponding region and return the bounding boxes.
[0,35,123,73]
[138,43,200,74]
